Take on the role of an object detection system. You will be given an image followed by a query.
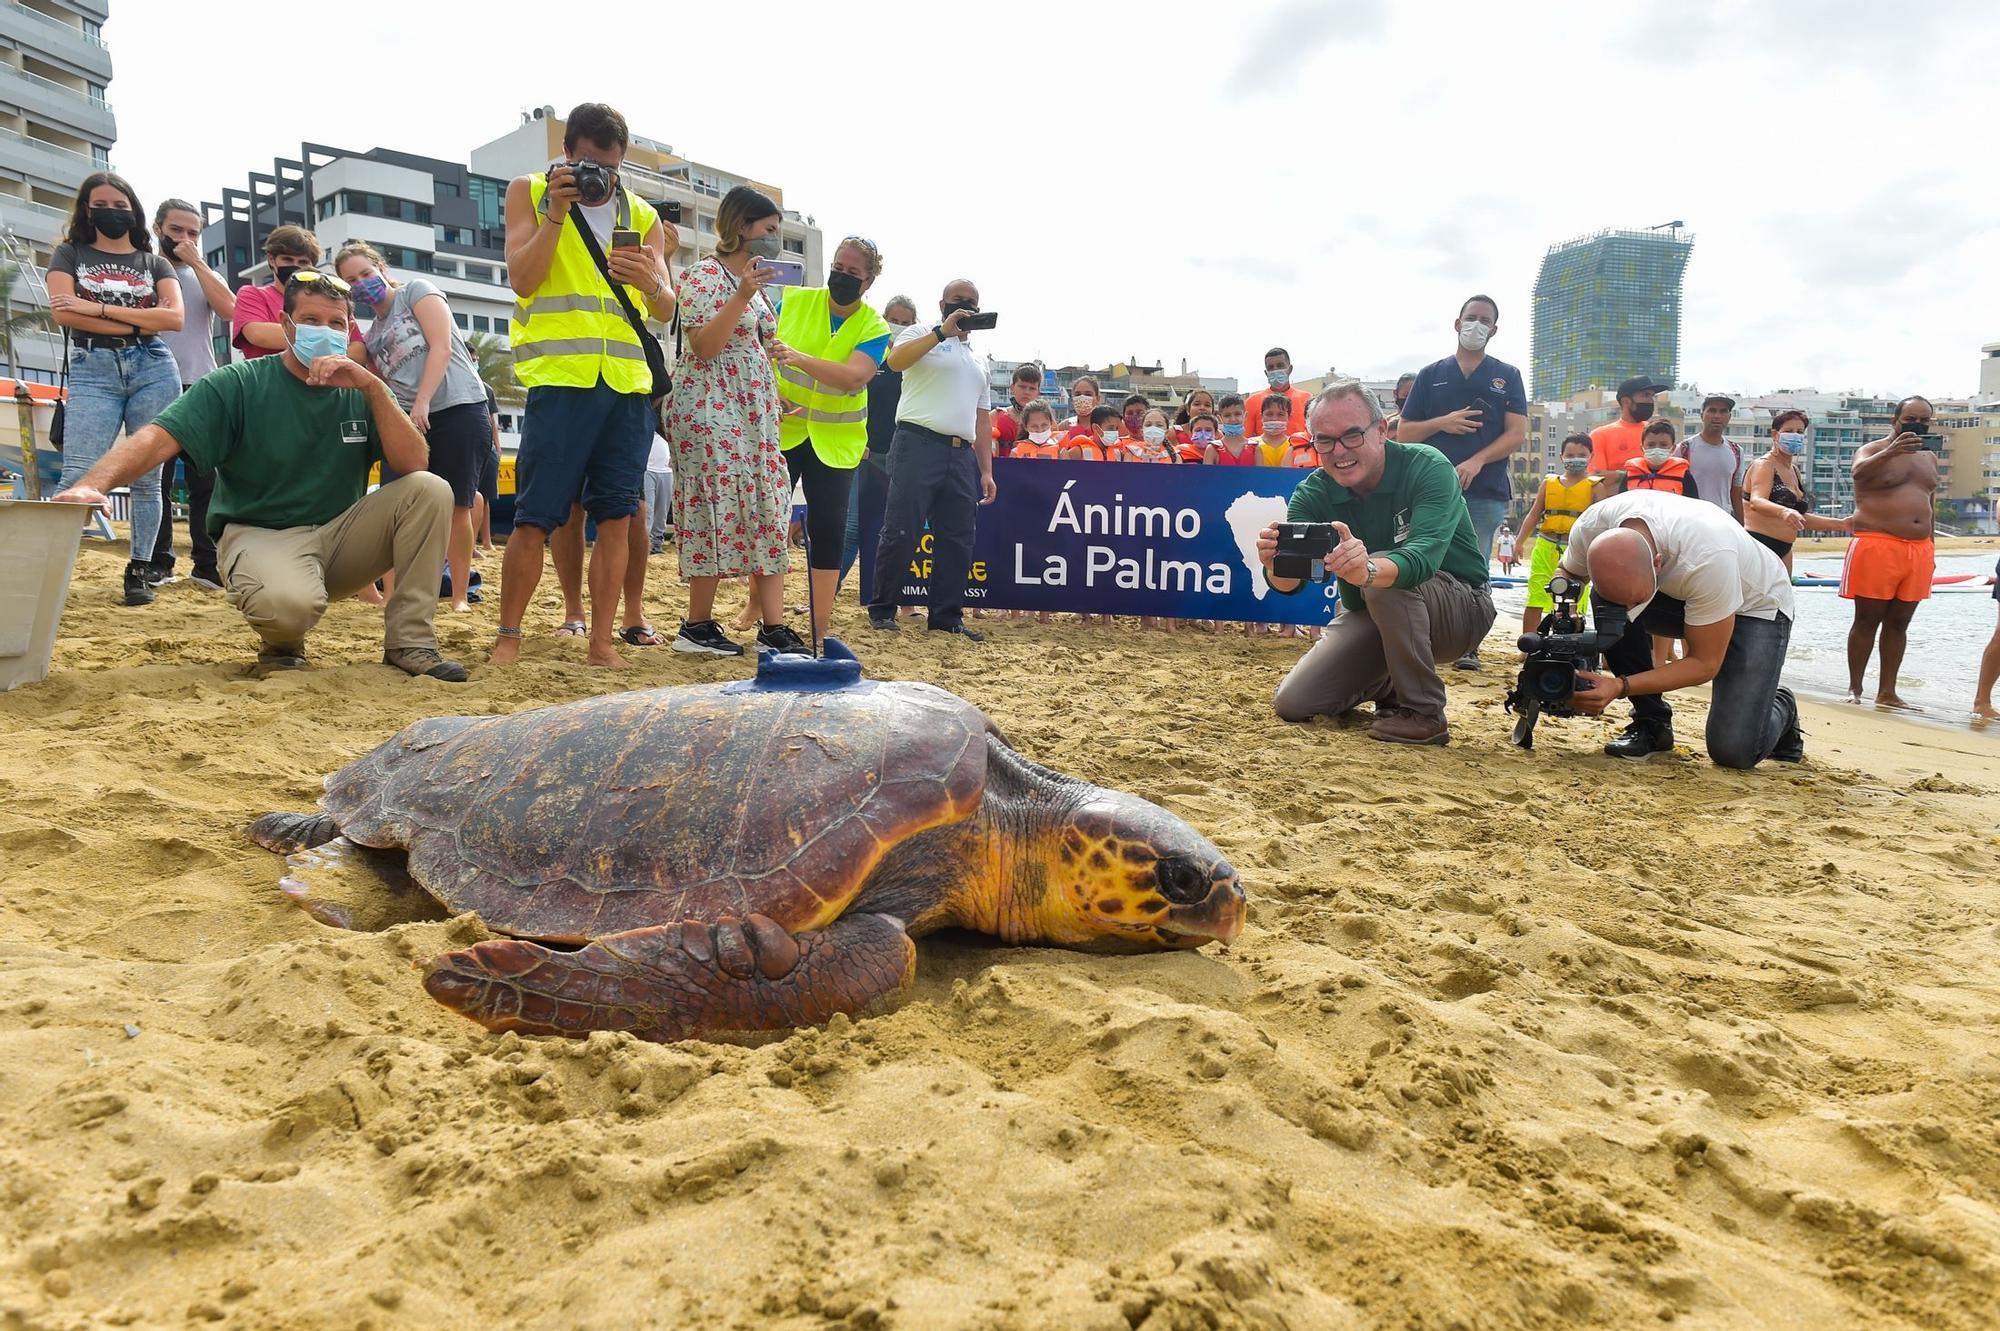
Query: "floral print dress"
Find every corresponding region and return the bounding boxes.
[664,257,789,579]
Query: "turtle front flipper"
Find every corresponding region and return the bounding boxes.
[421,912,917,1042]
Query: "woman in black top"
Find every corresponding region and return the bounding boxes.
[1743,409,1853,570]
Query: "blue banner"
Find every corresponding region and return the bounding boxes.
[856,458,1342,624]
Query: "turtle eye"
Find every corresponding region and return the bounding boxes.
[1153,856,1209,905]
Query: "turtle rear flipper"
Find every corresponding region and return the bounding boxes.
[422,912,916,1042]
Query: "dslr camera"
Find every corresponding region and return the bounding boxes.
[1271,522,1337,582]
[567,159,614,207]
[1503,574,1629,749]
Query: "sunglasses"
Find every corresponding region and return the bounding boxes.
[282,269,351,294]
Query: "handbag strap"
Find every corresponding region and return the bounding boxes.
[58,326,69,391]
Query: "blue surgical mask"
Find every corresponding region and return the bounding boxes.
[1778,432,1807,455]
[288,320,349,368]
[1221,422,1245,437]
[1265,369,1289,388]
[350,274,390,307]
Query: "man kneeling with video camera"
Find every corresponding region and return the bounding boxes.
[1558,489,1804,767]
[1260,379,1496,745]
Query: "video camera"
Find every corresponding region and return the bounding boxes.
[1503,574,1628,750]
[1272,522,1337,582]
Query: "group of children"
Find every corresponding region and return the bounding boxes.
[1004,379,1318,470]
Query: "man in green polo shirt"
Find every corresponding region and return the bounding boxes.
[52,273,466,681]
[1257,379,1496,745]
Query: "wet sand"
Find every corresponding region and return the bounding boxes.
[2,538,1997,1329]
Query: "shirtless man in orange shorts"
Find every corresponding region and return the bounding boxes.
[1842,395,1938,710]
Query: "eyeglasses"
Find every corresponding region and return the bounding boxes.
[283,269,351,294]
[1310,423,1379,454]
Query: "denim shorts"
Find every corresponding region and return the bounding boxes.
[511,379,651,531]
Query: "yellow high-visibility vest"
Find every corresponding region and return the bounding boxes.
[773,285,891,468]
[508,177,660,394]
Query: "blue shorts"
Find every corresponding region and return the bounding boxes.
[511,380,651,532]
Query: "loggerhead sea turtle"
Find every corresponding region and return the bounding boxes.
[248,645,1245,1043]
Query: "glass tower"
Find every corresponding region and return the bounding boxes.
[1530,228,1694,402]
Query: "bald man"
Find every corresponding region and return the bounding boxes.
[1558,490,1803,768]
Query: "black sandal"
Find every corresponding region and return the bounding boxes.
[618,624,666,647]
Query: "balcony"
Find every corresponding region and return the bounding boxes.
[0,64,115,141]
[0,125,107,191]
[0,192,66,244]
[0,3,113,77]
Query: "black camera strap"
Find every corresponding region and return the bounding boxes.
[566,205,674,400]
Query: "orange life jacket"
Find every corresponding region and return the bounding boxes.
[1623,455,1693,495]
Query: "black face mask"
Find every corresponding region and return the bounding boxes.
[89,207,134,240]
[827,270,864,306]
[941,298,978,318]
[1630,401,1655,422]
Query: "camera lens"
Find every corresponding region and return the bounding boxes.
[1528,660,1576,703]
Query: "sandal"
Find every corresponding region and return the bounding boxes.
[555,620,587,637]
[618,624,666,647]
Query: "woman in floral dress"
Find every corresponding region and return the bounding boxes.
[664,186,807,656]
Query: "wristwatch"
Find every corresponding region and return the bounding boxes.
[1363,557,1379,586]
[931,324,946,343]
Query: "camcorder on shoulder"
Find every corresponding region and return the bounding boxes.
[1504,574,1628,750]
[1272,522,1336,582]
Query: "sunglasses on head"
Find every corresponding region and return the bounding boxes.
[282,269,350,294]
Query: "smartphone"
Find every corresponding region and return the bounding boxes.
[960,311,999,331]
[609,229,642,250]
[1915,432,1943,454]
[760,259,806,287]
[663,201,684,224]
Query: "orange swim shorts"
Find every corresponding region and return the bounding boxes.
[1839,529,1935,602]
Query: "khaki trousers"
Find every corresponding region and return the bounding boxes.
[217,473,452,652]
[1274,573,1496,723]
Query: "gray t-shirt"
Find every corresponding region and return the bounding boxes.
[159,264,217,385]
[360,278,485,413]
[1679,435,1744,517]
[49,241,175,320]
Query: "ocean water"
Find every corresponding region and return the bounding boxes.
[1490,553,2000,725]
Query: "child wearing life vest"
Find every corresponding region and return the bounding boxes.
[1621,420,1700,499]
[1011,401,1063,459]
[1253,395,1315,468]
[1516,433,1596,636]
[1120,407,1181,465]
[1205,395,1258,465]
[1180,411,1217,463]
[1063,405,1124,462]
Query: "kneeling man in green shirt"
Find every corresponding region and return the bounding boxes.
[1257,379,1496,745]
[53,272,466,681]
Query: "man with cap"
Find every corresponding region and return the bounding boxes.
[1590,375,1671,480]
[1678,394,1745,522]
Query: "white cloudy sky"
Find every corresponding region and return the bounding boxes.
[106,0,1998,399]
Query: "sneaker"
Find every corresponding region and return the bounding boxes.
[383,646,470,682]
[1605,721,1674,761]
[1771,687,1805,762]
[255,642,307,671]
[927,624,986,642]
[122,561,154,606]
[144,561,176,587]
[673,619,745,657]
[648,538,667,556]
[755,622,811,655]
[1452,652,1483,671]
[867,612,901,633]
[191,565,224,592]
[1368,708,1450,746]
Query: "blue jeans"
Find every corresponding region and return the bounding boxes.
[1464,495,1508,572]
[58,340,181,561]
[1605,593,1797,769]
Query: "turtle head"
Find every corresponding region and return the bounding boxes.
[1032,791,1245,953]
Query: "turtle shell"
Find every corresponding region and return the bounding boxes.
[320,680,989,942]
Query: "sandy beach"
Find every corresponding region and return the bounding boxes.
[3,537,1997,1330]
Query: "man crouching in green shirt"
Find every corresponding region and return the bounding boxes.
[1257,379,1495,745]
[53,272,466,681]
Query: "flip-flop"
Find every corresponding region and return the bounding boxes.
[555,620,587,637]
[618,624,665,647]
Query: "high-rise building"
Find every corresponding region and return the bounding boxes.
[0,0,114,386]
[1530,226,1694,403]
[1980,340,2000,402]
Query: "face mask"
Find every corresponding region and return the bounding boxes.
[1563,457,1589,475]
[1264,420,1287,437]
[746,233,782,261]
[826,270,863,305]
[1643,446,1672,467]
[1630,401,1655,422]
[349,274,390,307]
[88,207,133,239]
[1100,429,1121,447]
[1458,320,1492,352]
[1265,369,1289,388]
[1778,432,1807,455]
[1028,430,1052,445]
[941,298,978,318]
[1142,426,1167,445]
[1192,430,1215,444]
[1221,422,1245,437]
[270,264,302,286]
[287,320,349,368]
[1123,413,1144,431]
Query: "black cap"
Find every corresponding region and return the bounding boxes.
[1616,375,1671,398]
[1701,394,1736,410]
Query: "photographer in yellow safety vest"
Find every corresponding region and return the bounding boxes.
[771,236,893,642]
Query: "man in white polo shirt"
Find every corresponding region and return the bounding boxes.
[866,277,998,640]
[1559,489,1802,768]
